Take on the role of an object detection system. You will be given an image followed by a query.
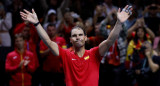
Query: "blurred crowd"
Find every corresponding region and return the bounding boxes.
[0,0,160,86]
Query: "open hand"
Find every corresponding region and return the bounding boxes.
[20,9,39,24]
[117,5,133,23]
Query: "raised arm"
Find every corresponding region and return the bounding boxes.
[20,9,59,56]
[99,5,132,56]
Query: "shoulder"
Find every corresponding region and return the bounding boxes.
[26,50,34,56]
[7,51,16,56]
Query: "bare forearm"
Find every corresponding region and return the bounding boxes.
[145,27,155,40]
[127,22,137,37]
[35,24,59,56]
[148,57,159,73]
[99,20,123,56]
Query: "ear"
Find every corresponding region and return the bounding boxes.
[84,35,87,41]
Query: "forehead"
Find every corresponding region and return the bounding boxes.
[137,28,144,31]
[15,37,23,41]
[71,28,84,35]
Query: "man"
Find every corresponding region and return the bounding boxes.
[5,33,37,86]
[40,23,66,86]
[144,41,160,86]
[20,5,132,86]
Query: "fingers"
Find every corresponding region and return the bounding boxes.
[122,5,129,11]
[32,9,35,14]
[20,11,27,21]
[122,5,133,15]
[23,9,31,14]
[118,8,121,13]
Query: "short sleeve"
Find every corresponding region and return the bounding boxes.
[58,45,67,60]
[89,47,102,61]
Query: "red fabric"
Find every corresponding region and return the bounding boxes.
[14,22,39,68]
[63,24,74,35]
[5,49,37,86]
[14,22,39,44]
[40,36,66,72]
[63,24,75,45]
[88,36,104,46]
[24,40,39,68]
[105,40,120,66]
[58,46,102,86]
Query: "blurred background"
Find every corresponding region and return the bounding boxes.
[0,0,160,86]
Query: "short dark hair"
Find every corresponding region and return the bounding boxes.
[70,25,87,37]
[47,23,56,29]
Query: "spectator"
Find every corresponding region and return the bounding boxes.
[143,3,160,36]
[125,26,155,86]
[0,2,12,85]
[98,14,127,86]
[143,41,160,86]
[14,22,39,69]
[40,24,66,86]
[43,9,57,30]
[5,33,37,86]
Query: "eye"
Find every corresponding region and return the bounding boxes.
[79,34,83,36]
[72,34,77,37]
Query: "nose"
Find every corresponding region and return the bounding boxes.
[76,35,80,40]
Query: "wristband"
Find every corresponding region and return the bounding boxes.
[34,22,40,26]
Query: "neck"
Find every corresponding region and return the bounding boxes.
[74,46,85,57]
[17,48,24,54]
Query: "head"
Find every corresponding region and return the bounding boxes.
[64,11,74,24]
[148,4,158,17]
[70,26,87,48]
[14,33,25,50]
[134,27,147,44]
[94,23,101,36]
[22,25,30,40]
[46,24,57,38]
[47,9,56,22]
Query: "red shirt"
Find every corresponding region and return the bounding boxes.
[5,49,37,86]
[59,46,102,86]
[40,36,67,72]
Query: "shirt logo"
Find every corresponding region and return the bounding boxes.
[84,56,89,60]
[24,56,29,60]
[72,58,77,60]
[13,56,17,59]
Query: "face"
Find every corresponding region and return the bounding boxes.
[64,12,73,24]
[47,26,56,38]
[15,37,24,49]
[137,28,144,39]
[95,24,101,35]
[22,26,30,38]
[48,14,56,22]
[70,28,87,48]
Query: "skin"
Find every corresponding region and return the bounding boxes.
[20,5,132,57]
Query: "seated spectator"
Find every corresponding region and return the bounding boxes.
[5,33,37,86]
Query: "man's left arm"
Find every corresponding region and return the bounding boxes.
[99,5,132,56]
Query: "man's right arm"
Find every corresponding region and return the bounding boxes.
[20,9,59,56]
[35,24,59,56]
